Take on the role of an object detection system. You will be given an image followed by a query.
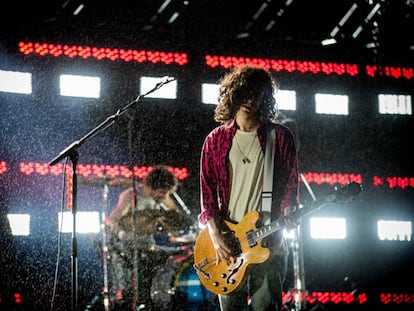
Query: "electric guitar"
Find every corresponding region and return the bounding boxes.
[193,182,362,295]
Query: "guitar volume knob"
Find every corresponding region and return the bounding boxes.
[213,282,219,286]
[220,273,227,278]
[221,287,228,292]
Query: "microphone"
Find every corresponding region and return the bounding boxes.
[156,76,175,88]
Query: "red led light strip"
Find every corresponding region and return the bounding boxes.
[374,176,414,189]
[18,42,188,66]
[282,291,414,305]
[0,161,7,174]
[1,161,413,189]
[1,291,411,306]
[205,54,359,76]
[380,293,414,305]
[15,42,413,79]
[366,65,414,79]
[205,54,414,79]
[283,291,368,305]
[299,172,362,186]
[17,162,189,180]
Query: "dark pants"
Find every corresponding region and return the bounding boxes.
[218,254,288,311]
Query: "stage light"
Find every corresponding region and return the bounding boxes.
[378,94,412,115]
[276,89,296,111]
[140,76,177,99]
[201,83,220,105]
[168,12,179,24]
[309,217,347,239]
[73,4,84,15]
[315,93,349,115]
[0,70,32,94]
[58,211,101,233]
[59,74,100,98]
[321,38,337,46]
[7,214,30,236]
[329,3,359,38]
[377,220,412,241]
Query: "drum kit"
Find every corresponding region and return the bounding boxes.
[80,175,218,311]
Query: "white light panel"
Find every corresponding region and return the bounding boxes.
[0,70,32,94]
[378,94,412,115]
[59,74,101,98]
[377,220,412,241]
[315,93,349,115]
[309,217,347,239]
[276,89,296,111]
[201,83,220,105]
[58,211,101,233]
[7,214,31,236]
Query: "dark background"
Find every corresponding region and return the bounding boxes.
[1,1,413,310]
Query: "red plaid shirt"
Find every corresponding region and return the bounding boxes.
[198,119,299,225]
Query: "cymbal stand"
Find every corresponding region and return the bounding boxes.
[286,173,317,311]
[288,225,306,311]
[101,182,111,311]
[172,192,191,215]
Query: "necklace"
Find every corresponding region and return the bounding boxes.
[234,131,257,164]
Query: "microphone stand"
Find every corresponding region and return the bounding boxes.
[48,76,175,311]
[126,110,140,311]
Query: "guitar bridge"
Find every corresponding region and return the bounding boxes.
[193,258,214,280]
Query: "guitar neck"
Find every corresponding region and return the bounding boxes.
[250,199,330,244]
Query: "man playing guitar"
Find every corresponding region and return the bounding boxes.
[197,65,299,311]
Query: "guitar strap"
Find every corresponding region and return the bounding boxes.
[262,127,275,217]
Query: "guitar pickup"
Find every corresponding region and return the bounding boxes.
[246,230,256,247]
[229,236,242,257]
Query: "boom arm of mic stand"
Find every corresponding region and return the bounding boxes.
[48,76,176,166]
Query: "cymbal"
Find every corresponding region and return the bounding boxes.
[157,210,196,233]
[78,176,108,187]
[134,209,164,235]
[117,209,196,235]
[78,176,136,187]
[111,209,163,235]
[108,178,135,187]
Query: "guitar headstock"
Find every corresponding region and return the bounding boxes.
[329,182,363,204]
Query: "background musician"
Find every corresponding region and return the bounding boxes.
[107,164,194,311]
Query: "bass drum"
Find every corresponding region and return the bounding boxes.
[173,256,220,311]
[151,256,180,311]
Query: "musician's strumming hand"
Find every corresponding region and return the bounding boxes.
[207,218,239,265]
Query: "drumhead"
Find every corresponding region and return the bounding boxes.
[173,256,220,310]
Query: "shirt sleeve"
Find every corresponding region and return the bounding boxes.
[198,132,219,225]
[272,124,299,218]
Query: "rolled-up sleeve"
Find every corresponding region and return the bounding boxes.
[272,124,299,218]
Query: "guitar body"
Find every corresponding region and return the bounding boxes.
[193,210,270,295]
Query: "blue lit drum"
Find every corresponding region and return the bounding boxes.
[173,255,220,311]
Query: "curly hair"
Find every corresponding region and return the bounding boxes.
[214,65,279,123]
[145,165,178,192]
